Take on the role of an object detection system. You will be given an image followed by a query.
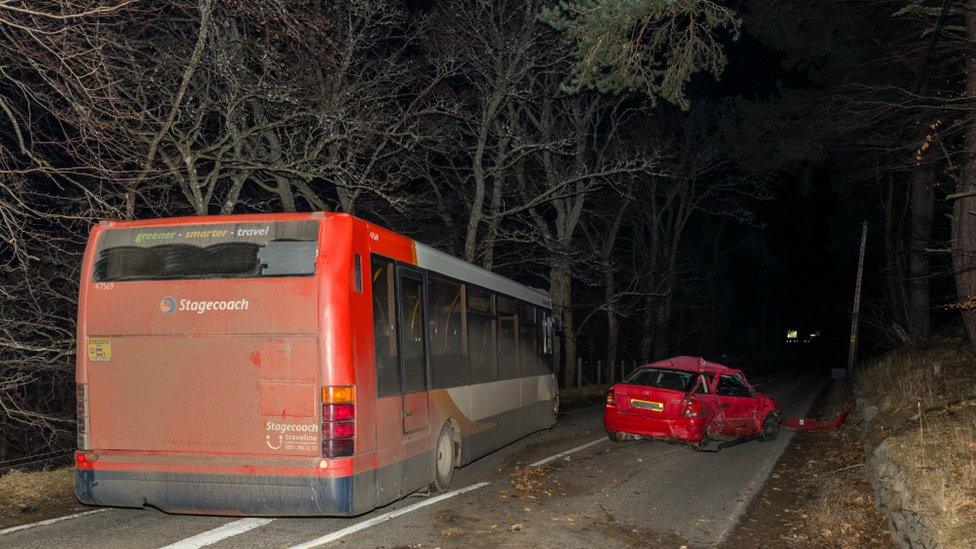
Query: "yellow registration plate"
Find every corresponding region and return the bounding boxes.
[630,399,663,412]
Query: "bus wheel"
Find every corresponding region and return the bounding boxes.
[431,424,456,492]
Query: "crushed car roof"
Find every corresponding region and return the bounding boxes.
[641,356,734,375]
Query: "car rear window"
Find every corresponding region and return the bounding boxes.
[92,220,318,282]
[624,368,696,391]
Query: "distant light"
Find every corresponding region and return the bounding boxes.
[810,331,821,338]
[786,330,798,340]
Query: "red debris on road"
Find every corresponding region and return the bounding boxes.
[781,409,851,431]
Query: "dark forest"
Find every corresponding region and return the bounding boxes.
[2,0,975,502]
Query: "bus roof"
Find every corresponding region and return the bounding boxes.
[94,212,551,309]
[415,243,549,309]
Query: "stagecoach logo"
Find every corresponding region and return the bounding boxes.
[160,296,177,315]
[158,296,250,315]
[264,421,318,452]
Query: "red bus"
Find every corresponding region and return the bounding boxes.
[75,212,557,516]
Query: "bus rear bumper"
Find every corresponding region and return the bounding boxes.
[75,468,375,516]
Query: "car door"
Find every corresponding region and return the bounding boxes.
[690,373,719,428]
[714,373,757,437]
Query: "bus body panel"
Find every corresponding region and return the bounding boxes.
[76,212,555,516]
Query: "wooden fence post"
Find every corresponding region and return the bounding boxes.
[576,358,582,388]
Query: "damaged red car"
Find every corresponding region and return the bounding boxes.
[603,356,781,450]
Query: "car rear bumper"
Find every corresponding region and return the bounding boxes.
[75,468,375,516]
[603,407,706,442]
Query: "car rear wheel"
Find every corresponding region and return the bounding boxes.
[760,414,780,441]
[430,424,456,492]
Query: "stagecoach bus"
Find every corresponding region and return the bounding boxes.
[74,212,557,516]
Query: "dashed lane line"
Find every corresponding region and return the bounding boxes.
[288,482,490,549]
[0,509,109,536]
[529,437,607,467]
[159,518,275,549]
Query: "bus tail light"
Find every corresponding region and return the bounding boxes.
[322,385,355,458]
[75,452,94,471]
[76,383,89,450]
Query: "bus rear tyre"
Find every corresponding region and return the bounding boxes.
[431,424,456,493]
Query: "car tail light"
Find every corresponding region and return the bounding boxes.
[606,389,616,407]
[76,383,89,450]
[322,385,355,458]
[680,398,701,418]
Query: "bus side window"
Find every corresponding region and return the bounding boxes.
[427,276,469,388]
[371,256,401,397]
[517,302,537,377]
[537,308,553,374]
[467,286,497,384]
[496,295,518,380]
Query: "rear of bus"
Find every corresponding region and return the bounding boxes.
[74,213,370,515]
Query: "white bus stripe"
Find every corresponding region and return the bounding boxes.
[529,437,606,467]
[159,518,274,549]
[0,509,108,535]
[289,482,490,549]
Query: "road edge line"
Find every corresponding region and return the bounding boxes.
[529,437,606,467]
[288,482,490,549]
[0,508,108,536]
[160,517,275,549]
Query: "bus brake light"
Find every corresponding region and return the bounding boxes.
[322,385,355,458]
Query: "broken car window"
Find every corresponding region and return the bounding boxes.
[625,368,696,392]
[717,374,752,398]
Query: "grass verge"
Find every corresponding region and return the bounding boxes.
[0,467,80,530]
[855,336,976,546]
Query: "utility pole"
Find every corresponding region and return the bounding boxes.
[847,222,868,377]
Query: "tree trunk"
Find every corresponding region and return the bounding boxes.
[221,173,248,215]
[275,177,296,212]
[639,295,653,363]
[954,0,976,354]
[882,172,907,331]
[605,268,619,370]
[652,293,672,360]
[908,163,933,341]
[551,259,575,387]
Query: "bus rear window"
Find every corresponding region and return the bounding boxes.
[92,220,318,281]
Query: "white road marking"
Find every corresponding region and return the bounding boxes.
[529,437,607,467]
[288,482,490,549]
[159,518,274,549]
[0,509,108,535]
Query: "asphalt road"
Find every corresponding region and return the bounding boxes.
[1,370,824,548]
